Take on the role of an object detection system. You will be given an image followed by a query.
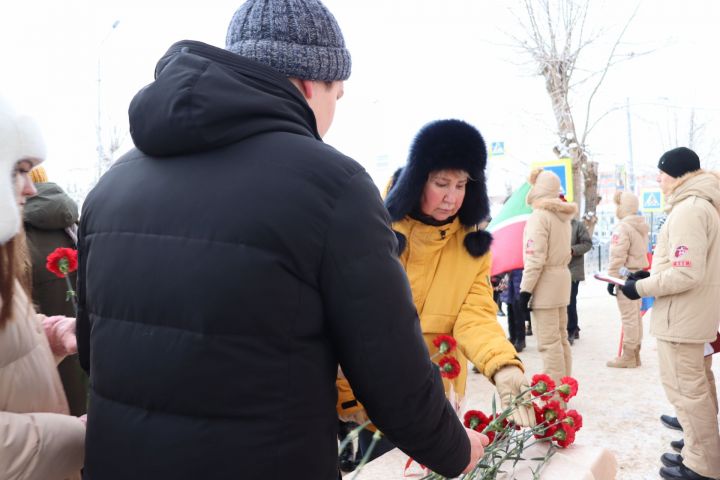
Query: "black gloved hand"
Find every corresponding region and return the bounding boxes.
[607,283,616,296]
[621,279,641,300]
[518,291,532,312]
[629,270,650,280]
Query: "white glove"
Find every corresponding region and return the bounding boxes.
[493,365,536,427]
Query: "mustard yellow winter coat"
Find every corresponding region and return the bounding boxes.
[337,216,522,417]
[393,216,522,399]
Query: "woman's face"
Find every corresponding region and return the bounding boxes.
[13,159,36,207]
[420,169,469,221]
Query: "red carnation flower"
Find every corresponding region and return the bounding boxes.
[552,422,576,448]
[439,356,461,379]
[540,401,566,423]
[464,410,489,431]
[557,376,579,401]
[531,374,556,399]
[564,409,583,432]
[46,247,78,278]
[433,334,457,355]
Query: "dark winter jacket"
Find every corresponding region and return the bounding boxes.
[500,269,524,304]
[568,219,592,282]
[24,182,87,416]
[24,182,78,317]
[77,41,469,480]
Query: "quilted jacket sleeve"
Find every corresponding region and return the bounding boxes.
[320,171,470,478]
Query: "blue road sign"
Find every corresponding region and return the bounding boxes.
[490,141,505,156]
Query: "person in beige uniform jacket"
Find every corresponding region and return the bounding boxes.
[606,191,649,368]
[622,147,720,480]
[519,169,577,384]
[0,104,85,480]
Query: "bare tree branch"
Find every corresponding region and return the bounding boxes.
[580,2,641,146]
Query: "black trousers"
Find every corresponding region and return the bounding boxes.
[567,281,580,334]
[508,301,528,343]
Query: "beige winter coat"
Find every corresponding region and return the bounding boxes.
[521,196,577,309]
[636,171,720,343]
[608,215,650,277]
[0,282,84,480]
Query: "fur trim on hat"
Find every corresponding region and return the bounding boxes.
[392,227,492,258]
[528,168,543,185]
[14,115,45,166]
[531,197,578,217]
[464,229,493,257]
[385,119,488,226]
[384,119,489,257]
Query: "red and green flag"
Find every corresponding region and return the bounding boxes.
[487,182,532,276]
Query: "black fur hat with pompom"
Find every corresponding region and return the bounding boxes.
[385,119,491,257]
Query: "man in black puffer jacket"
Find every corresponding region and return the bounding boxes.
[77,1,484,479]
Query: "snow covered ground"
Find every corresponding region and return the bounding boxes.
[464,277,710,480]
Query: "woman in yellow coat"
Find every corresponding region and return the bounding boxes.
[339,119,533,459]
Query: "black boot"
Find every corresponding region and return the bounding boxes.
[513,339,526,353]
[661,415,683,431]
[661,453,683,468]
[670,439,684,453]
[659,464,715,480]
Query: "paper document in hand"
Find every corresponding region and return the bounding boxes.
[593,272,626,287]
[704,331,720,357]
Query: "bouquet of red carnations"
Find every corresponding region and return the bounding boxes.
[419,374,582,480]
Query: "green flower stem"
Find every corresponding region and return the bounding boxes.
[63,275,78,317]
[337,420,371,456]
[351,430,383,479]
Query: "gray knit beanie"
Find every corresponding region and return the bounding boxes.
[225,0,351,81]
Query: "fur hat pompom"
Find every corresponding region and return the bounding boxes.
[528,168,543,185]
[385,119,489,227]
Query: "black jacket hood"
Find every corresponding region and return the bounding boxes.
[129,40,320,157]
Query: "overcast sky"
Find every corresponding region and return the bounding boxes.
[1,0,719,203]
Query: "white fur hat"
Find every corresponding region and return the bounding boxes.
[0,98,46,244]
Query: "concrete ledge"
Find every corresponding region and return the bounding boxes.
[353,443,617,479]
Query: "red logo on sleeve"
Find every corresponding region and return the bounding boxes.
[525,239,535,255]
[672,245,691,267]
[611,234,619,245]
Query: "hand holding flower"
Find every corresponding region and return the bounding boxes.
[41,315,77,357]
[462,427,489,474]
[493,365,536,427]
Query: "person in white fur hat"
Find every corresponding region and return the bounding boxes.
[0,100,85,480]
[605,191,649,368]
[0,97,24,244]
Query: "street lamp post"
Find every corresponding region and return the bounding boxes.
[96,20,120,183]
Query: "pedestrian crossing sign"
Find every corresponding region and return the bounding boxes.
[641,188,663,212]
[490,141,505,156]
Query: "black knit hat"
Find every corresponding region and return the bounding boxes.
[385,119,491,257]
[225,0,351,81]
[658,147,700,178]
